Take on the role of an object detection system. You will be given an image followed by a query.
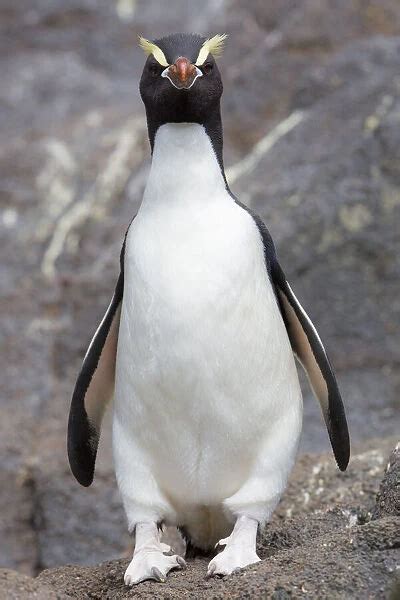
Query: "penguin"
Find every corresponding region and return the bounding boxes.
[68,33,350,585]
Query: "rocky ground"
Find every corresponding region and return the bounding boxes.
[1,439,399,598]
[0,0,399,597]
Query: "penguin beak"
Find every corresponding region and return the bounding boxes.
[161,57,203,90]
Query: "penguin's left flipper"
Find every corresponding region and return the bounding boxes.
[271,259,350,471]
[68,235,128,487]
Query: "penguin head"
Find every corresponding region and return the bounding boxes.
[139,33,226,130]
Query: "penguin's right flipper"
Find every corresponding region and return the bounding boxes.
[67,274,123,486]
[68,235,128,487]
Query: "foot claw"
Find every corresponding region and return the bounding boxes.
[150,566,166,582]
[207,546,260,578]
[176,556,187,568]
[206,564,216,579]
[215,535,230,550]
[124,550,185,585]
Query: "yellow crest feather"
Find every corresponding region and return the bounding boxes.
[138,36,169,67]
[195,34,227,66]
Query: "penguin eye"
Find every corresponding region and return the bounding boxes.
[203,62,213,75]
[149,63,160,76]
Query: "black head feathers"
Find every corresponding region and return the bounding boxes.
[138,33,226,156]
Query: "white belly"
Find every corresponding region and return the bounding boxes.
[114,123,302,508]
[115,197,301,504]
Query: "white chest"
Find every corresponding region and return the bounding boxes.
[114,124,301,499]
[125,123,264,310]
[119,122,289,387]
[127,198,260,312]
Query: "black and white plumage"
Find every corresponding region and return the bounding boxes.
[68,33,350,585]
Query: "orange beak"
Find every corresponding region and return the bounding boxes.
[174,57,195,82]
[162,57,202,90]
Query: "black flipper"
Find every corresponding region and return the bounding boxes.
[68,238,127,486]
[272,259,350,471]
[243,205,350,471]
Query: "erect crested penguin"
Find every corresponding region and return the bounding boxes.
[68,33,350,585]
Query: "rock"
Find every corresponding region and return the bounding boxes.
[373,444,400,519]
[227,34,400,453]
[32,442,399,598]
[35,517,400,599]
[33,465,129,570]
[1,0,400,578]
[0,467,39,575]
[2,440,399,597]
[0,568,64,600]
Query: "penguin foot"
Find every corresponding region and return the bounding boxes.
[207,515,260,577]
[206,544,260,577]
[124,550,186,586]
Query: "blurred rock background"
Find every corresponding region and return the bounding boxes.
[0,0,399,580]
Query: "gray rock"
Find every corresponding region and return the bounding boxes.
[0,468,39,575]
[0,568,64,600]
[36,517,399,600]
[373,444,400,519]
[227,35,400,452]
[1,0,400,578]
[33,441,399,599]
